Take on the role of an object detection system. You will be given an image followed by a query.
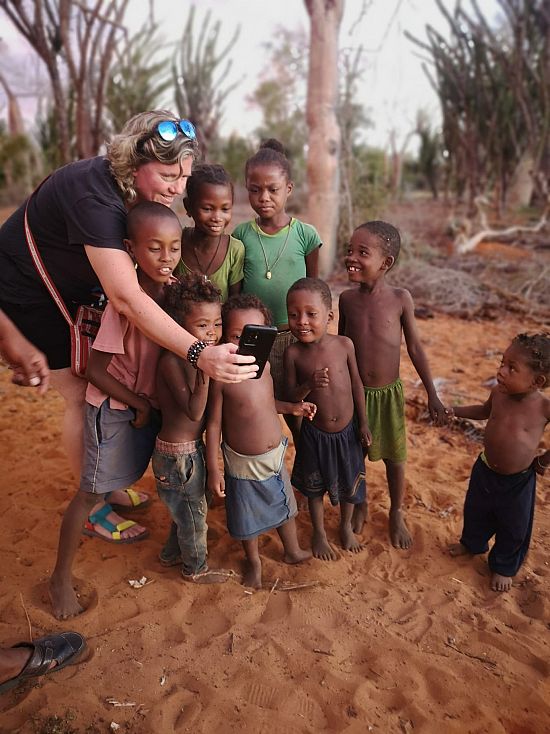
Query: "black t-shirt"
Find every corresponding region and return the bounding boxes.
[0,157,127,306]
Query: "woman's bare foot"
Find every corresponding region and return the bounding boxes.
[312,531,338,561]
[340,524,364,552]
[242,558,262,589]
[351,502,367,534]
[448,542,470,557]
[49,575,84,620]
[283,547,312,564]
[390,509,412,549]
[491,572,513,592]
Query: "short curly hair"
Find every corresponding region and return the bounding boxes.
[356,220,401,261]
[164,273,221,326]
[287,277,332,309]
[511,332,550,383]
[185,163,233,208]
[221,294,273,332]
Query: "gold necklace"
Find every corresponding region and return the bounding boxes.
[193,233,222,281]
[255,218,293,279]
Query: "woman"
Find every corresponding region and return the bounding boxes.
[0,110,256,538]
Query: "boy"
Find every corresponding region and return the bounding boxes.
[206,294,314,589]
[49,202,182,619]
[284,278,370,561]
[339,220,447,549]
[449,333,550,592]
[153,273,231,583]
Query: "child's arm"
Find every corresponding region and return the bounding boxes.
[401,290,447,425]
[157,352,209,422]
[305,248,319,278]
[337,294,346,336]
[283,345,329,401]
[85,349,150,428]
[205,380,225,498]
[275,400,317,420]
[346,338,372,448]
[452,391,493,420]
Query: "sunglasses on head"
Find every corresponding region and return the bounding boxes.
[138,119,197,148]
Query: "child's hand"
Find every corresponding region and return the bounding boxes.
[131,397,151,429]
[300,401,317,420]
[208,472,226,499]
[310,367,330,390]
[428,395,448,426]
[359,425,372,449]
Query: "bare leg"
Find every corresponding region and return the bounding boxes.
[276,518,311,564]
[491,573,513,592]
[283,413,302,448]
[340,502,363,552]
[309,496,338,561]
[49,368,87,476]
[242,538,262,589]
[384,459,412,549]
[351,501,368,534]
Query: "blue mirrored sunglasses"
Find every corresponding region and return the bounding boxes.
[156,119,196,141]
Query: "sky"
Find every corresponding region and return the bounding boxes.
[0,0,500,151]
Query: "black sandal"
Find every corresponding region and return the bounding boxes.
[0,631,86,694]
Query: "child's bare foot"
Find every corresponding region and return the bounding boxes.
[351,502,367,534]
[49,576,84,620]
[448,542,469,557]
[283,547,312,564]
[390,509,412,549]
[84,505,148,543]
[242,559,262,589]
[491,572,513,592]
[312,531,338,561]
[340,524,364,553]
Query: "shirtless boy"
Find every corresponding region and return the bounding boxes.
[339,220,447,549]
[206,294,314,589]
[284,278,371,560]
[449,333,550,592]
[153,273,230,583]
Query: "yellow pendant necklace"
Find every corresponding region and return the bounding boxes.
[255,218,293,279]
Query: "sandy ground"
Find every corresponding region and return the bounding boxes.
[1,294,549,733]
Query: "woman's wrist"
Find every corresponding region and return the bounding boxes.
[187,340,210,369]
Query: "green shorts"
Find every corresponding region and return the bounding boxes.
[364,378,407,463]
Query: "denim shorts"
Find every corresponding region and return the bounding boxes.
[152,438,208,576]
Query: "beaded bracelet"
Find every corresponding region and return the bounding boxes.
[187,339,209,369]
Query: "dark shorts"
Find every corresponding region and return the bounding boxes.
[460,455,536,577]
[80,400,160,494]
[292,419,366,506]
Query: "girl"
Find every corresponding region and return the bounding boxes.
[175,163,244,301]
[233,140,322,444]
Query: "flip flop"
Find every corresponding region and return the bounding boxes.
[105,488,151,512]
[0,632,86,695]
[83,504,149,544]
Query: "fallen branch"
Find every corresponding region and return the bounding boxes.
[444,641,497,667]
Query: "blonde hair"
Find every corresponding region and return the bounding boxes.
[107,110,199,203]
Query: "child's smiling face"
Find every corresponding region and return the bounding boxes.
[186,182,233,238]
[497,342,540,395]
[182,302,222,346]
[224,308,267,347]
[345,229,391,285]
[287,289,332,344]
[126,216,182,284]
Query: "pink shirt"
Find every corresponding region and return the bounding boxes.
[86,303,161,410]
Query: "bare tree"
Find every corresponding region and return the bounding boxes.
[304,0,344,277]
[1,0,129,163]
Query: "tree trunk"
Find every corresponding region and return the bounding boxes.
[507,152,535,210]
[304,0,344,278]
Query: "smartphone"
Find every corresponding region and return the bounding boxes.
[237,324,278,379]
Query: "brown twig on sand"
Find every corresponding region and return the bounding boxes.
[269,578,279,595]
[276,580,320,592]
[227,632,235,654]
[313,648,334,656]
[19,592,32,642]
[444,641,497,668]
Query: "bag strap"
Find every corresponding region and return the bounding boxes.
[23,180,75,328]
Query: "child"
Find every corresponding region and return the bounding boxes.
[49,202,182,619]
[284,278,371,560]
[175,163,244,301]
[339,220,447,550]
[153,273,231,583]
[233,139,322,444]
[206,293,315,589]
[449,333,550,592]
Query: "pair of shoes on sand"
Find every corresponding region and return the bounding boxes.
[83,488,150,544]
[0,632,86,695]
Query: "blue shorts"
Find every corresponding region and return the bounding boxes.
[292,419,366,506]
[80,399,159,494]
